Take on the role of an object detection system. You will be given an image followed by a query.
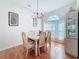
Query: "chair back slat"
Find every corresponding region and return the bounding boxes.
[22,32,28,45]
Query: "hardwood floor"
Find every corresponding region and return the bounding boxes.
[0,42,77,59]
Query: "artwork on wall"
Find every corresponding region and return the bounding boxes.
[8,12,19,26]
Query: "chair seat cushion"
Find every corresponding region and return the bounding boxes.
[24,41,35,49]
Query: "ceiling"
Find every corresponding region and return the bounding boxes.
[5,0,78,13]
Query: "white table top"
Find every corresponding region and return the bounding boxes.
[28,34,39,41]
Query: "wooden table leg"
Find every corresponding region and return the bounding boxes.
[35,41,38,56]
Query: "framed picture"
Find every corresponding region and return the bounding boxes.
[8,12,19,26]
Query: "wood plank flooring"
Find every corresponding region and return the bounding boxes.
[0,42,77,59]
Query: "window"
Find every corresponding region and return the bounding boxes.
[44,15,65,40]
[47,15,59,21]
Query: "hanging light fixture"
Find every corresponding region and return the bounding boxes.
[32,0,43,18]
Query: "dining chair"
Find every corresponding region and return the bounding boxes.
[47,31,51,46]
[38,31,47,55]
[21,32,35,57]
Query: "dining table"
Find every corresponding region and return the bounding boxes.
[28,34,39,56]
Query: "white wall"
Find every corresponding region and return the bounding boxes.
[0,1,33,51]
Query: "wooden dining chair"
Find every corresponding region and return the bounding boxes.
[47,31,51,46]
[21,32,35,57]
[38,32,47,55]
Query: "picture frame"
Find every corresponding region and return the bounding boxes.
[8,12,19,26]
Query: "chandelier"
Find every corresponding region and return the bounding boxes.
[32,0,43,18]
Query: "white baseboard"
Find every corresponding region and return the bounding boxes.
[0,43,22,51]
